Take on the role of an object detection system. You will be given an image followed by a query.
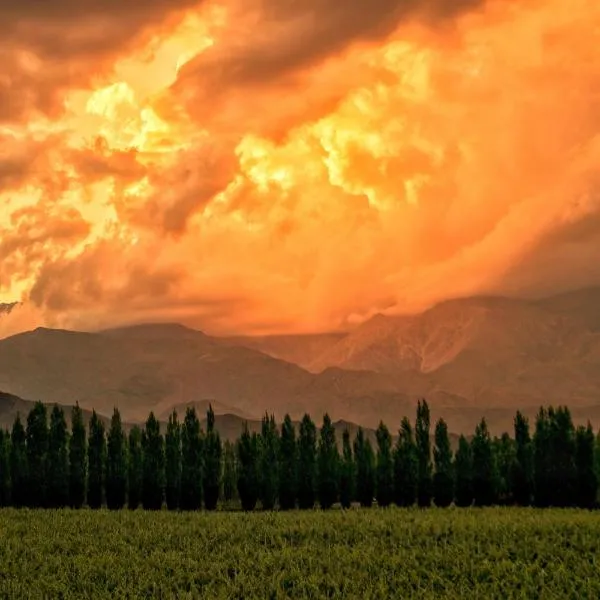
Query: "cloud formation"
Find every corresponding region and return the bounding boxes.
[1,0,600,338]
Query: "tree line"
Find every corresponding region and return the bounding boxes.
[0,400,598,510]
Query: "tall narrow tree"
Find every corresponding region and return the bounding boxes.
[278,414,297,510]
[393,417,418,507]
[454,435,473,507]
[494,433,516,505]
[415,400,433,507]
[354,428,376,507]
[222,440,237,503]
[512,411,533,506]
[26,401,48,507]
[69,404,87,509]
[339,428,355,509]
[533,407,551,507]
[471,418,497,506]
[142,412,165,510]
[433,418,454,508]
[47,405,69,508]
[0,430,10,506]
[87,410,106,509]
[127,426,143,509]
[180,407,203,511]
[575,423,597,509]
[297,414,317,510]
[204,406,222,510]
[106,408,127,510]
[237,424,259,511]
[375,422,394,507]
[548,406,576,507]
[165,410,181,511]
[10,415,27,508]
[317,414,339,509]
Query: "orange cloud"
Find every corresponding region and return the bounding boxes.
[1,0,600,338]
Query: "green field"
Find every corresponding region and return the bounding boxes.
[0,508,598,599]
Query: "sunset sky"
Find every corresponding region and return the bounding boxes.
[1,0,599,338]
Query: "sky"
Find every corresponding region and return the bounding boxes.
[1,0,599,338]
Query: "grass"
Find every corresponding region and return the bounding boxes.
[0,507,598,598]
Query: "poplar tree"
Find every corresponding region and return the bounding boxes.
[203,406,222,510]
[165,410,181,511]
[142,412,165,510]
[0,430,10,506]
[127,426,143,509]
[454,435,473,507]
[494,433,516,505]
[415,400,433,507]
[47,405,69,508]
[258,414,279,510]
[237,424,259,511]
[278,414,297,510]
[26,401,48,507]
[69,404,87,509]
[222,440,237,503]
[297,414,317,510]
[375,421,394,507]
[533,407,551,507]
[10,415,27,508]
[106,408,127,510]
[354,428,375,507]
[317,414,339,509]
[393,417,418,507]
[471,418,497,506]
[575,423,597,509]
[548,406,576,507]
[512,411,533,506]
[180,407,203,510]
[339,428,355,509]
[433,418,454,508]
[87,410,106,509]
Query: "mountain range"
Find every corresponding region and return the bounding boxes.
[1,287,600,435]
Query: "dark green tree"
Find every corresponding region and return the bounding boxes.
[180,407,203,511]
[494,433,516,505]
[106,408,127,510]
[471,418,498,506]
[317,414,339,509]
[87,410,106,509]
[0,430,10,506]
[237,424,259,511]
[548,406,576,507]
[47,405,69,508]
[10,415,27,508]
[533,407,552,507]
[127,426,143,509]
[339,428,355,509]
[278,414,297,510]
[26,401,48,507]
[203,406,222,510]
[375,421,394,507]
[69,404,87,509]
[258,413,279,510]
[297,414,317,510]
[454,435,473,507]
[415,399,433,507]
[575,423,597,509]
[222,440,237,503]
[393,417,418,507]
[433,418,454,508]
[142,412,165,510]
[512,411,533,506]
[165,410,181,511]
[354,428,376,507]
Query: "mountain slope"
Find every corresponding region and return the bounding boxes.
[0,323,409,427]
